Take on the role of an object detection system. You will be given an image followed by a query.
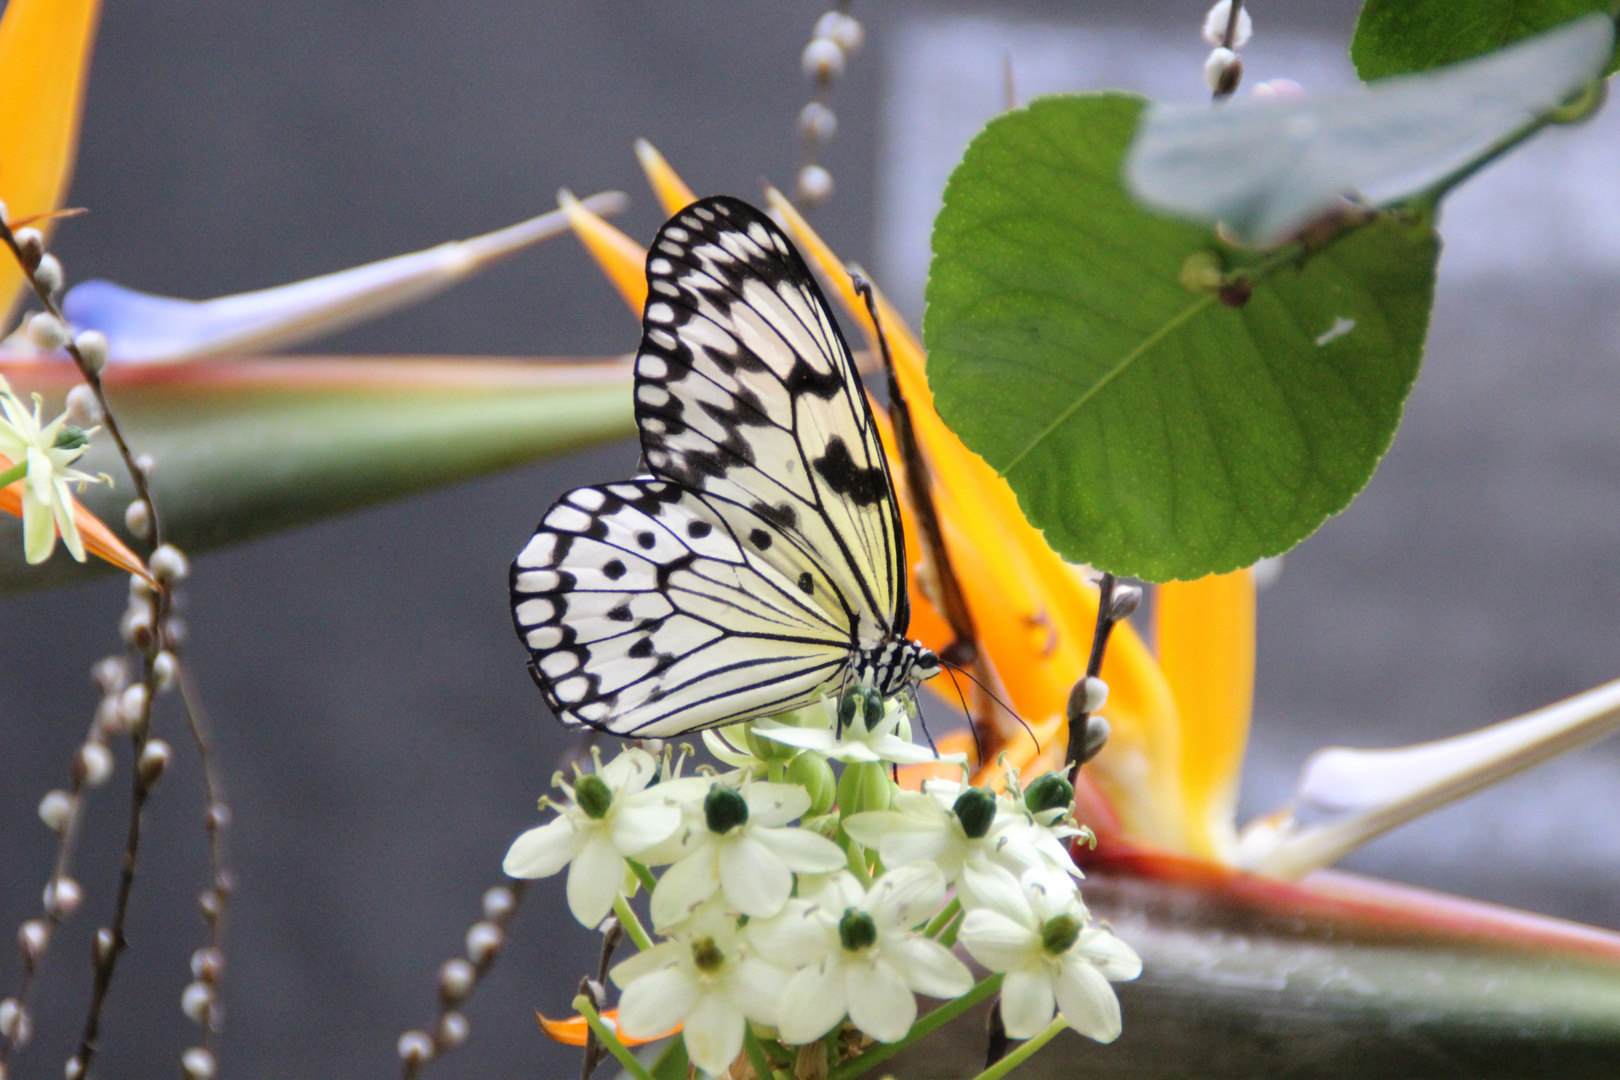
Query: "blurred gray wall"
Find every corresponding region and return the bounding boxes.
[3,3,1618,1080]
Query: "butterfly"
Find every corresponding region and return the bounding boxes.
[510,195,941,738]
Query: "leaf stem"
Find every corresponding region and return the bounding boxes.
[924,897,961,939]
[613,894,654,951]
[0,460,26,488]
[574,995,654,1080]
[826,973,1004,1080]
[964,1016,1066,1080]
[743,1024,775,1080]
[627,859,659,895]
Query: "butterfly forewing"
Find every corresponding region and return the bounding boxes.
[633,197,908,647]
[511,479,852,736]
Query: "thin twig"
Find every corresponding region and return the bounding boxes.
[1066,573,1117,772]
[178,661,232,1056]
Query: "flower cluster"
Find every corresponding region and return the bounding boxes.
[504,693,1140,1077]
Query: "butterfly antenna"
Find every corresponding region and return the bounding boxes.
[944,660,1039,752]
[908,686,941,754]
[942,664,986,767]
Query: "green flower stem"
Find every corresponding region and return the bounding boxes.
[614,893,654,952]
[0,461,26,488]
[826,973,1005,1080]
[627,859,659,895]
[924,897,961,940]
[743,1023,775,1080]
[965,1016,1067,1080]
[845,840,873,888]
[768,760,786,784]
[937,907,966,948]
[573,994,654,1080]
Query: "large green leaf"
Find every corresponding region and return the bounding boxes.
[924,94,1436,582]
[1353,0,1620,81]
[0,356,634,593]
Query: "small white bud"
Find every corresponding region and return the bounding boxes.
[150,544,190,584]
[438,958,475,1003]
[1109,583,1144,621]
[92,655,129,695]
[13,228,43,267]
[32,254,63,296]
[134,453,156,479]
[797,164,834,206]
[799,101,837,145]
[124,499,152,542]
[1081,676,1110,714]
[130,572,156,601]
[1202,1,1253,48]
[26,312,69,350]
[465,921,502,966]
[152,650,177,693]
[397,1030,434,1065]
[77,742,113,787]
[43,877,82,919]
[815,11,863,54]
[64,384,102,427]
[1204,47,1242,94]
[38,790,74,832]
[93,927,116,966]
[181,1047,216,1080]
[206,802,231,832]
[0,998,30,1047]
[120,602,155,651]
[118,683,150,730]
[94,694,126,738]
[18,920,50,966]
[181,980,214,1024]
[191,946,224,982]
[480,885,516,921]
[801,37,844,84]
[436,1011,469,1049]
[73,330,108,374]
[138,739,172,786]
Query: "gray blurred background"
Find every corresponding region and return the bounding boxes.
[1,2,1617,1079]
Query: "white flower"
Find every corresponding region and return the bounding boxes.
[749,863,973,1044]
[958,868,1140,1042]
[0,375,107,564]
[611,903,788,1075]
[843,780,1050,905]
[503,748,697,929]
[753,694,965,766]
[650,779,845,928]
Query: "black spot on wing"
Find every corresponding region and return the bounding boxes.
[812,436,890,507]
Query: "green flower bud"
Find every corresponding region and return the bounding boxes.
[691,936,726,973]
[743,721,800,764]
[53,425,89,451]
[785,752,836,816]
[838,907,877,952]
[1023,772,1075,815]
[836,760,893,816]
[837,687,861,732]
[952,786,997,839]
[863,692,886,731]
[704,782,749,834]
[573,774,613,820]
[1040,914,1081,956]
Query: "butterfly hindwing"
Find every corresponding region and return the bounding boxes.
[511,479,853,736]
[633,196,908,649]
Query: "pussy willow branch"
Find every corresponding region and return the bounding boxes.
[179,662,232,1056]
[0,217,175,1078]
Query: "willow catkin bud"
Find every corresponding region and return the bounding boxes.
[1204,48,1242,95]
[150,544,190,584]
[43,877,82,919]
[76,742,113,787]
[180,981,214,1024]
[152,650,178,693]
[797,164,834,205]
[1109,584,1143,621]
[481,885,516,921]
[1201,1,1253,48]
[0,998,31,1047]
[92,655,128,695]
[93,928,116,967]
[799,101,836,146]
[64,385,101,427]
[26,312,69,350]
[801,37,844,84]
[191,947,224,982]
[465,921,502,966]
[436,1011,470,1049]
[815,11,863,53]
[397,1031,434,1065]
[118,683,151,731]
[18,920,50,967]
[138,739,172,787]
[124,499,153,542]
[13,228,43,267]
[73,330,108,374]
[38,790,73,832]
[438,958,475,1004]
[32,255,63,296]
[181,1048,216,1080]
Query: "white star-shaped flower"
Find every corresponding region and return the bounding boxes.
[753,694,965,766]
[958,867,1140,1042]
[612,903,789,1075]
[748,863,973,1044]
[0,375,107,564]
[503,748,700,928]
[649,779,845,928]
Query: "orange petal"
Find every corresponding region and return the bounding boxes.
[1157,570,1256,862]
[634,139,699,217]
[0,450,152,582]
[765,187,1188,849]
[0,0,101,316]
[537,1008,679,1048]
[560,189,648,316]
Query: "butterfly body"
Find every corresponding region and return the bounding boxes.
[512,196,938,738]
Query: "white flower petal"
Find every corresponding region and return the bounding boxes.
[885,936,973,1000]
[719,834,793,917]
[728,956,792,1026]
[610,941,684,988]
[840,810,911,850]
[51,480,84,561]
[21,486,53,564]
[502,817,584,879]
[846,957,916,1042]
[866,863,947,930]
[617,964,696,1037]
[600,747,658,793]
[962,868,1032,922]
[1054,957,1123,1043]
[753,824,846,873]
[1001,966,1057,1039]
[609,801,682,855]
[567,832,627,928]
[650,845,721,930]
[867,734,966,765]
[682,989,747,1076]
[747,900,838,966]
[959,860,1022,909]
[1079,927,1143,982]
[778,960,848,1044]
[744,781,811,827]
[752,725,838,752]
[959,910,1040,973]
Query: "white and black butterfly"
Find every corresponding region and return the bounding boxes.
[510,195,941,738]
